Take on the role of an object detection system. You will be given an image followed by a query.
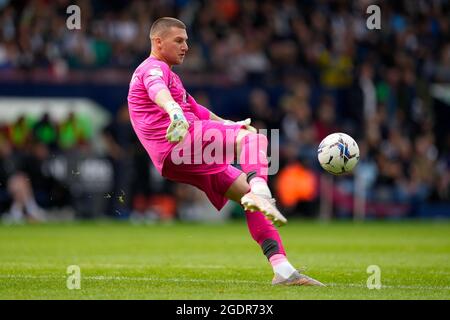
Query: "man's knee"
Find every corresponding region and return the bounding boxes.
[238,131,267,146]
[236,131,268,158]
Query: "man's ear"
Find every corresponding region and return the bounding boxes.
[151,37,161,50]
[154,37,162,48]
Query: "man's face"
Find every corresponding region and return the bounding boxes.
[157,27,189,65]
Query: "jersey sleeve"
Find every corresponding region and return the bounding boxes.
[187,94,211,120]
[142,62,171,102]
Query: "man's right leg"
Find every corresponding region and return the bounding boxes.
[225,173,324,286]
[233,129,286,226]
[235,129,272,197]
[225,174,286,251]
[164,120,323,285]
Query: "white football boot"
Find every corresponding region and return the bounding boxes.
[241,192,287,227]
[272,270,326,286]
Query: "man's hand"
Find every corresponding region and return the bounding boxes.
[224,118,257,133]
[165,103,189,143]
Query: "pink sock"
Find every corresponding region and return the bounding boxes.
[269,254,288,267]
[245,210,286,259]
[239,134,269,182]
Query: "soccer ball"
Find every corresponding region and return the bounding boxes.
[317,132,360,175]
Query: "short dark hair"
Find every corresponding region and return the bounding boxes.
[150,17,186,38]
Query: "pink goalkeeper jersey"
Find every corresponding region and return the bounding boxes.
[127,56,210,174]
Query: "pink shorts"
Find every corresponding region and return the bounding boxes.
[162,120,245,210]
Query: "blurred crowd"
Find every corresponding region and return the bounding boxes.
[0,0,449,221]
[0,112,91,221]
[1,0,449,84]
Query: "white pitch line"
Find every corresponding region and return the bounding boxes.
[326,282,450,291]
[0,274,262,285]
[0,274,449,291]
[2,262,449,275]
[0,262,237,269]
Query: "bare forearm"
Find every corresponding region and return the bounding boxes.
[154,89,179,113]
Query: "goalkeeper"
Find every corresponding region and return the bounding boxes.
[127,17,323,286]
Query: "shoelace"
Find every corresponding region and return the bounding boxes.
[259,195,277,206]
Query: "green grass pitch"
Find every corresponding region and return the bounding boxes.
[0,220,449,299]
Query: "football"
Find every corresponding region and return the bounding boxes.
[317,132,360,175]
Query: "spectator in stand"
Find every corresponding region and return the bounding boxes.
[313,95,339,143]
[33,112,59,151]
[9,115,33,151]
[247,88,280,130]
[102,104,136,216]
[0,139,46,223]
[58,112,91,150]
